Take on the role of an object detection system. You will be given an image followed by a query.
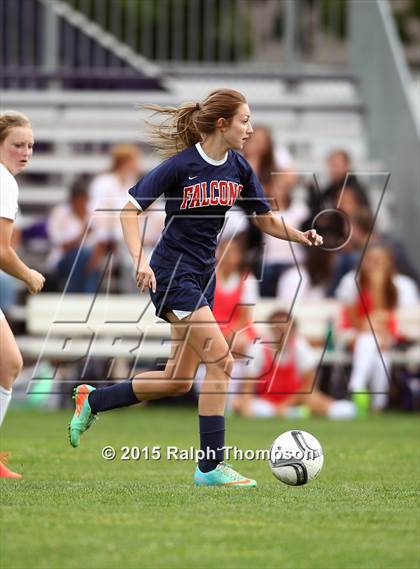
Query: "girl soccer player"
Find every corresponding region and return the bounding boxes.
[69,89,323,487]
[0,112,45,478]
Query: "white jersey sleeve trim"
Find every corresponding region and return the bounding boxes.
[128,194,143,211]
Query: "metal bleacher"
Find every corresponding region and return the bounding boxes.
[3,73,377,216]
[17,294,420,369]
[1,0,385,220]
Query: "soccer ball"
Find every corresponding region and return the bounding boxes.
[269,430,324,486]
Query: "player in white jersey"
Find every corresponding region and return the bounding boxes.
[0,112,45,478]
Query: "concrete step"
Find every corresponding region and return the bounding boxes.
[23,153,382,179]
[2,80,362,108]
[23,153,159,175]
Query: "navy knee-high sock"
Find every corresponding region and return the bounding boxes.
[198,415,225,473]
[88,379,139,414]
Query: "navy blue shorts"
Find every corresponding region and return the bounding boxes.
[149,255,216,322]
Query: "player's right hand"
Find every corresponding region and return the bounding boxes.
[26,269,45,294]
[135,262,156,294]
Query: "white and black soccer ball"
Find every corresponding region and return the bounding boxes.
[269,430,324,486]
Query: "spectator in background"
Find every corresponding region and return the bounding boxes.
[325,150,370,207]
[213,237,260,357]
[259,171,309,297]
[242,123,296,187]
[242,125,309,297]
[328,207,372,294]
[336,243,419,414]
[242,125,277,186]
[47,178,105,293]
[89,144,142,233]
[89,144,144,292]
[306,149,371,219]
[234,310,356,419]
[277,246,335,302]
[329,208,420,294]
[238,125,281,271]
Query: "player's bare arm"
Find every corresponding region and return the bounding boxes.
[120,200,156,293]
[254,211,323,247]
[0,217,44,294]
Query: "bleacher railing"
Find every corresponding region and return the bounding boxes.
[1,0,351,89]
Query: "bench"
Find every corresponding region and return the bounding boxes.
[16,294,420,368]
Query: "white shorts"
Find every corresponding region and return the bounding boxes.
[0,307,5,320]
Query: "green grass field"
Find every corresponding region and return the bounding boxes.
[1,406,419,569]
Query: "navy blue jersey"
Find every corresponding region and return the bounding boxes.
[128,142,271,270]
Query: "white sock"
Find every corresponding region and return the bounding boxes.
[370,353,390,411]
[283,406,307,418]
[249,398,276,417]
[349,333,377,392]
[0,386,12,427]
[327,400,357,420]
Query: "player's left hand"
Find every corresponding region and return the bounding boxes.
[300,229,323,247]
[135,261,156,294]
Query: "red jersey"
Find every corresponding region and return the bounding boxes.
[256,338,302,404]
[213,273,258,341]
[340,287,398,337]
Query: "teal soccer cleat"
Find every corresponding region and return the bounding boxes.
[194,462,257,487]
[68,384,97,448]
